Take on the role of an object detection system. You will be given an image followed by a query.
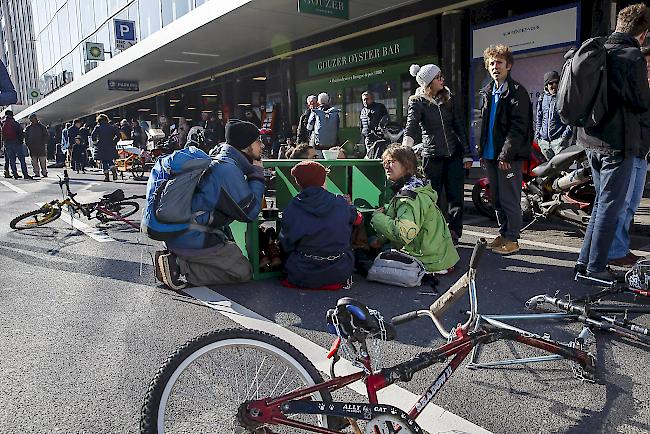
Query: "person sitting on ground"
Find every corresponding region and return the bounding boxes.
[287,143,317,159]
[155,119,265,290]
[371,145,459,275]
[279,160,362,290]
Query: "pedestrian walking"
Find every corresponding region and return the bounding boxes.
[477,44,533,255]
[24,113,50,177]
[91,114,120,182]
[403,63,472,244]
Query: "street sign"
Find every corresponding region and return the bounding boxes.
[298,0,349,20]
[107,79,139,92]
[114,19,136,50]
[27,88,41,100]
[85,42,105,61]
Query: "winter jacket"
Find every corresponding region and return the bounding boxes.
[78,126,91,148]
[478,76,533,161]
[24,122,49,157]
[297,108,312,143]
[371,176,459,272]
[360,101,389,143]
[167,144,265,253]
[91,123,119,161]
[535,92,572,142]
[404,87,471,160]
[577,32,650,157]
[307,105,340,148]
[1,118,23,143]
[0,60,17,106]
[280,187,358,288]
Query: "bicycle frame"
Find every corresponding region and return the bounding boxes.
[240,241,595,433]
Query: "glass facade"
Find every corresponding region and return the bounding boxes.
[31,0,209,95]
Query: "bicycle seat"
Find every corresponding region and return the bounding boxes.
[101,189,125,202]
[326,297,396,341]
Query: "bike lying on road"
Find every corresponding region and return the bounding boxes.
[9,170,144,230]
[139,239,595,434]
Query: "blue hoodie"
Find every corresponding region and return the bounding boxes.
[167,144,265,253]
[280,187,357,288]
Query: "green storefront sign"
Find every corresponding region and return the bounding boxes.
[308,37,414,76]
[298,0,349,20]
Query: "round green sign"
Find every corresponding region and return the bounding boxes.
[30,90,39,98]
[90,46,102,57]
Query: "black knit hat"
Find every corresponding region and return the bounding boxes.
[225,119,260,150]
[544,71,560,86]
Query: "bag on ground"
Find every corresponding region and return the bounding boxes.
[557,37,608,128]
[366,249,427,287]
[142,146,212,241]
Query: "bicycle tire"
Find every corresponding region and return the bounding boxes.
[10,206,61,229]
[471,182,496,220]
[97,201,139,221]
[140,328,334,434]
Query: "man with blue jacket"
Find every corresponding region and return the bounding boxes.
[156,119,265,290]
[535,71,572,160]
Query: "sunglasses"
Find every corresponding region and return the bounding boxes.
[547,80,559,86]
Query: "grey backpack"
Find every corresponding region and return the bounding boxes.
[366,250,427,287]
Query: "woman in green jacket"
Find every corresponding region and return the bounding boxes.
[371,145,459,274]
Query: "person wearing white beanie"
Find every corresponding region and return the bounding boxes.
[402,63,473,245]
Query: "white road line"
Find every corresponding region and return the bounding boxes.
[34,203,115,243]
[183,286,490,434]
[1,180,28,194]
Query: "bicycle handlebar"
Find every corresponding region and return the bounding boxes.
[469,238,488,270]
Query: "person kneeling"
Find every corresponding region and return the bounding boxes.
[371,145,459,275]
[155,120,265,290]
[280,161,361,290]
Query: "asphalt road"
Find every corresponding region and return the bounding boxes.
[0,166,648,433]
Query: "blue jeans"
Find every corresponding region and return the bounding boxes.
[608,157,648,259]
[578,150,634,272]
[4,140,29,177]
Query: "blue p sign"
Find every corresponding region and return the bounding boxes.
[114,19,135,41]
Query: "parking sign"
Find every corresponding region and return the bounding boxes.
[114,19,136,50]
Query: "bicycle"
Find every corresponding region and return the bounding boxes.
[139,239,596,433]
[9,169,145,230]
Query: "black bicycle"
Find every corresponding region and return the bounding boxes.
[10,170,145,230]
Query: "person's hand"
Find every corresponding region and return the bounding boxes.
[463,161,473,170]
[374,206,385,214]
[498,160,511,170]
[343,194,352,204]
[252,159,263,168]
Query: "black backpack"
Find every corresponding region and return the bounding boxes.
[557,37,608,128]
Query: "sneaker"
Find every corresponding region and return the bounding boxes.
[608,254,637,268]
[493,240,520,255]
[153,250,168,283]
[157,253,186,291]
[487,235,506,250]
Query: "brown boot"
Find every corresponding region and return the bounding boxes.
[493,240,520,255]
[487,235,506,250]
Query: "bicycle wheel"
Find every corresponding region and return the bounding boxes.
[97,201,139,221]
[10,206,61,229]
[140,328,333,434]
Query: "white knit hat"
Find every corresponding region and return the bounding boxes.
[409,63,441,87]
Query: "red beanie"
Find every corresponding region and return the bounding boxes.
[291,161,327,189]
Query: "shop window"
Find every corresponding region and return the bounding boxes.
[345,81,397,129]
[402,77,413,119]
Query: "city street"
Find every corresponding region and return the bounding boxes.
[0,166,648,433]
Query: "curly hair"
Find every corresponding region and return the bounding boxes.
[616,3,650,36]
[483,44,514,70]
[96,113,109,124]
[381,144,418,177]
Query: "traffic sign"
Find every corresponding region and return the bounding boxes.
[114,19,136,50]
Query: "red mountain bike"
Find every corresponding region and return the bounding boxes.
[139,239,595,433]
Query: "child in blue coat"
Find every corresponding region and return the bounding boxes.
[280,161,362,290]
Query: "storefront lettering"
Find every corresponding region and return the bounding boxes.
[329,69,385,84]
[302,0,345,11]
[309,37,412,76]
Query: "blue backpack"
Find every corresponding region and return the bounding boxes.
[141,146,213,241]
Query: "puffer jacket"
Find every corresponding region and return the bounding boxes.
[404,87,471,159]
[577,32,650,157]
[167,144,265,252]
[477,76,533,161]
[371,175,459,272]
[280,187,358,288]
[535,91,572,142]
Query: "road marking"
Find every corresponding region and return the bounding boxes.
[1,180,28,194]
[183,286,490,434]
[34,203,115,243]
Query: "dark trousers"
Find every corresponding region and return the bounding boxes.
[4,140,29,177]
[578,150,633,273]
[484,159,523,241]
[423,154,465,236]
